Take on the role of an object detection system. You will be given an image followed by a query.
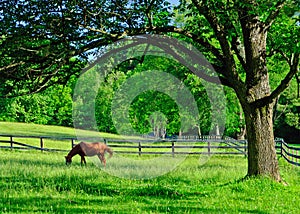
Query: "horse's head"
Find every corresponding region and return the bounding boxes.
[65,156,72,165]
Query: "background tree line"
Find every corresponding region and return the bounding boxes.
[0,55,298,142]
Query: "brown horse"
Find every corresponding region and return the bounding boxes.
[65,142,113,166]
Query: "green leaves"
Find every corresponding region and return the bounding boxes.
[0,84,73,126]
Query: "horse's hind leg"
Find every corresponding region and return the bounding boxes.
[102,157,106,167]
[98,154,106,167]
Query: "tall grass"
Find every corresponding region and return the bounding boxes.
[1,149,300,213]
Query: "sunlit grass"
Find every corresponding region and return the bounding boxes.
[1,148,300,213]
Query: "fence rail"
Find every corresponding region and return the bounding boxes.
[0,134,299,166]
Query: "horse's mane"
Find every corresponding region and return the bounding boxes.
[67,144,82,157]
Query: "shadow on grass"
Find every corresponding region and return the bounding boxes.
[128,185,183,199]
[1,195,271,214]
[149,205,270,214]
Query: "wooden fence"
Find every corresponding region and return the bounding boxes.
[0,134,299,166]
[103,137,248,156]
[0,134,76,152]
[0,134,247,155]
[275,138,300,166]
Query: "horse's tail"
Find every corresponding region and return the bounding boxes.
[105,146,113,158]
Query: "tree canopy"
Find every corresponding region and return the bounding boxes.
[1,1,298,96]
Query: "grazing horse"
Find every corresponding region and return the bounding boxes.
[65,142,113,166]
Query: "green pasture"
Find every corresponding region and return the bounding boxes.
[1,149,300,213]
[1,122,300,213]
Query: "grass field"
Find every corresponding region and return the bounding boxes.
[1,122,300,213]
[1,150,300,213]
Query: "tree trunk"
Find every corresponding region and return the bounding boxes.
[295,74,300,98]
[236,112,246,140]
[215,124,220,136]
[243,102,281,181]
[237,14,282,181]
[195,125,201,139]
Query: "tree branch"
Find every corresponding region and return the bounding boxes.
[145,0,157,29]
[149,35,232,87]
[231,37,247,71]
[264,0,286,31]
[0,62,25,73]
[151,26,225,63]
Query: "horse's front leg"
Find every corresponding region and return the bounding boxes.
[81,156,86,166]
[98,154,106,167]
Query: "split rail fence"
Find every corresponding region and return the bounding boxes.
[0,134,299,166]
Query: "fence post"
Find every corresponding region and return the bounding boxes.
[71,139,75,148]
[280,140,283,157]
[208,141,211,156]
[40,137,44,152]
[138,142,141,156]
[244,140,247,157]
[104,139,107,145]
[10,136,13,149]
[291,147,294,163]
[172,141,175,158]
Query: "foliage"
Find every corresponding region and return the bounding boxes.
[95,69,126,133]
[0,83,73,126]
[125,56,212,136]
[224,87,245,137]
[274,77,300,143]
[0,53,236,138]
[0,0,171,96]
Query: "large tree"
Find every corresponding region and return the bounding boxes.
[1,0,299,181]
[170,0,299,181]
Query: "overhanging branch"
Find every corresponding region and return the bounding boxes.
[150,26,225,62]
